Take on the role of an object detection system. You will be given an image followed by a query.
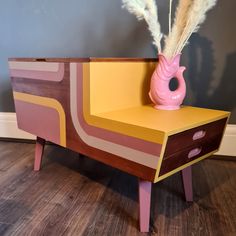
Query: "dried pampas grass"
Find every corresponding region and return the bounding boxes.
[164,0,217,59]
[169,0,173,34]
[164,0,192,59]
[122,0,163,52]
[174,0,217,54]
[122,0,217,58]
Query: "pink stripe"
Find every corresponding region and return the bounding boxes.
[15,100,60,144]
[76,63,162,156]
[10,63,64,82]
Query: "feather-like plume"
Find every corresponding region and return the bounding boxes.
[175,0,217,54]
[122,0,217,58]
[164,0,193,59]
[122,0,163,52]
[168,0,173,34]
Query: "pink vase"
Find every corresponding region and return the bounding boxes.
[149,53,186,110]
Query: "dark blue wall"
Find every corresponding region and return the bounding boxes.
[0,0,235,122]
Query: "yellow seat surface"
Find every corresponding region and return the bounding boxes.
[86,105,229,144]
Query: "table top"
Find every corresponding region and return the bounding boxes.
[8,58,158,62]
[91,105,229,138]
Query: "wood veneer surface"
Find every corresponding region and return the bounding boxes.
[9,58,158,62]
[11,63,156,181]
[0,141,235,235]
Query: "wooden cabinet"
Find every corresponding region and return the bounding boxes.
[8,57,230,232]
[9,58,230,183]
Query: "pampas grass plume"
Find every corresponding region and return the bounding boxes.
[164,0,192,59]
[176,0,217,53]
[122,0,163,52]
[122,0,217,58]
[164,0,217,58]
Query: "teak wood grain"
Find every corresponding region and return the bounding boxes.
[9,58,158,62]
[11,64,156,181]
[10,60,230,183]
[159,134,223,176]
[164,118,227,157]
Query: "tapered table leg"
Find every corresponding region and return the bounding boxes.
[181,166,193,202]
[34,136,45,171]
[139,179,152,232]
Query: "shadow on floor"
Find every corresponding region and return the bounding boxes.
[42,143,236,227]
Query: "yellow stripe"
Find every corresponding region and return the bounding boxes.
[70,63,159,169]
[154,113,230,181]
[82,63,164,144]
[154,134,168,181]
[154,150,217,183]
[81,61,229,145]
[13,91,66,147]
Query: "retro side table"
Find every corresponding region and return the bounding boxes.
[9,58,229,232]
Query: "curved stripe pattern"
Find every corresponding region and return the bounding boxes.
[76,64,161,156]
[13,91,66,147]
[9,62,64,82]
[70,63,159,168]
[9,61,60,72]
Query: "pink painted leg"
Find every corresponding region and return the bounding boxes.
[139,179,152,232]
[181,166,193,202]
[34,136,45,171]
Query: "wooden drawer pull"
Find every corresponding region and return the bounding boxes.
[192,130,206,140]
[188,147,202,159]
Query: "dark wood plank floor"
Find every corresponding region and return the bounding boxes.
[0,141,235,236]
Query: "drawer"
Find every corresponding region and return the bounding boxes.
[159,133,223,176]
[164,118,227,157]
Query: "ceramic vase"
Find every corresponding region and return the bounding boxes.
[149,54,186,110]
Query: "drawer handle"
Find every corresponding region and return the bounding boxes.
[35,58,46,61]
[188,147,202,159]
[192,130,206,140]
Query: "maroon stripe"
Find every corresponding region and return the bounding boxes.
[76,63,162,156]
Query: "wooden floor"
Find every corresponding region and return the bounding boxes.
[0,141,235,236]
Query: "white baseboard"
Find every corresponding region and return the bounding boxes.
[215,124,236,156]
[0,112,35,140]
[0,112,235,156]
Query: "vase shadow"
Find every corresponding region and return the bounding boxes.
[184,34,236,122]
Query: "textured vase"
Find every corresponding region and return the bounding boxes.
[149,54,186,110]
